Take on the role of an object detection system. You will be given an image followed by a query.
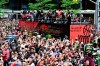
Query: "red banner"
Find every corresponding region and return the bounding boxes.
[18,21,67,36]
[40,24,49,30]
[18,21,39,30]
[70,25,94,44]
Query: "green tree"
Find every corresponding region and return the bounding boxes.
[0,0,8,18]
[0,0,8,8]
[61,0,79,9]
[28,0,56,10]
[28,0,80,10]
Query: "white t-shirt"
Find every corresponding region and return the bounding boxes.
[31,63,35,66]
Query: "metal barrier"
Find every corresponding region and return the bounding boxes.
[19,18,68,24]
[19,18,90,25]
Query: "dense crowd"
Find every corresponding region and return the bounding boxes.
[0,19,99,66]
[10,10,93,23]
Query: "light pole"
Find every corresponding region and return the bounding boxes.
[89,0,99,31]
[80,0,82,9]
[95,0,99,31]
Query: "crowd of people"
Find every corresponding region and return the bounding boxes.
[10,10,93,24]
[0,19,99,66]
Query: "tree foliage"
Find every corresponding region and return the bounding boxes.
[0,0,8,8]
[28,0,56,10]
[28,0,79,10]
[0,0,8,18]
[61,0,79,9]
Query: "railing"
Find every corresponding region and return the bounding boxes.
[19,18,91,25]
[19,18,68,24]
[71,22,90,25]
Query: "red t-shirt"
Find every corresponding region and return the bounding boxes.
[67,52,72,56]
[57,11,62,16]
[2,49,10,61]
[11,62,16,66]
[21,14,26,18]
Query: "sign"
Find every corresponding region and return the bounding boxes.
[18,21,68,37]
[40,24,48,30]
[6,35,18,43]
[18,21,39,30]
[70,25,94,44]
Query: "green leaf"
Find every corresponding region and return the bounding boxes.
[0,0,8,8]
[45,4,56,9]
[28,0,56,10]
[61,0,79,9]
[72,9,80,14]
[28,0,80,10]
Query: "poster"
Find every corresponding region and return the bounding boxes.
[18,21,68,36]
[70,25,94,44]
